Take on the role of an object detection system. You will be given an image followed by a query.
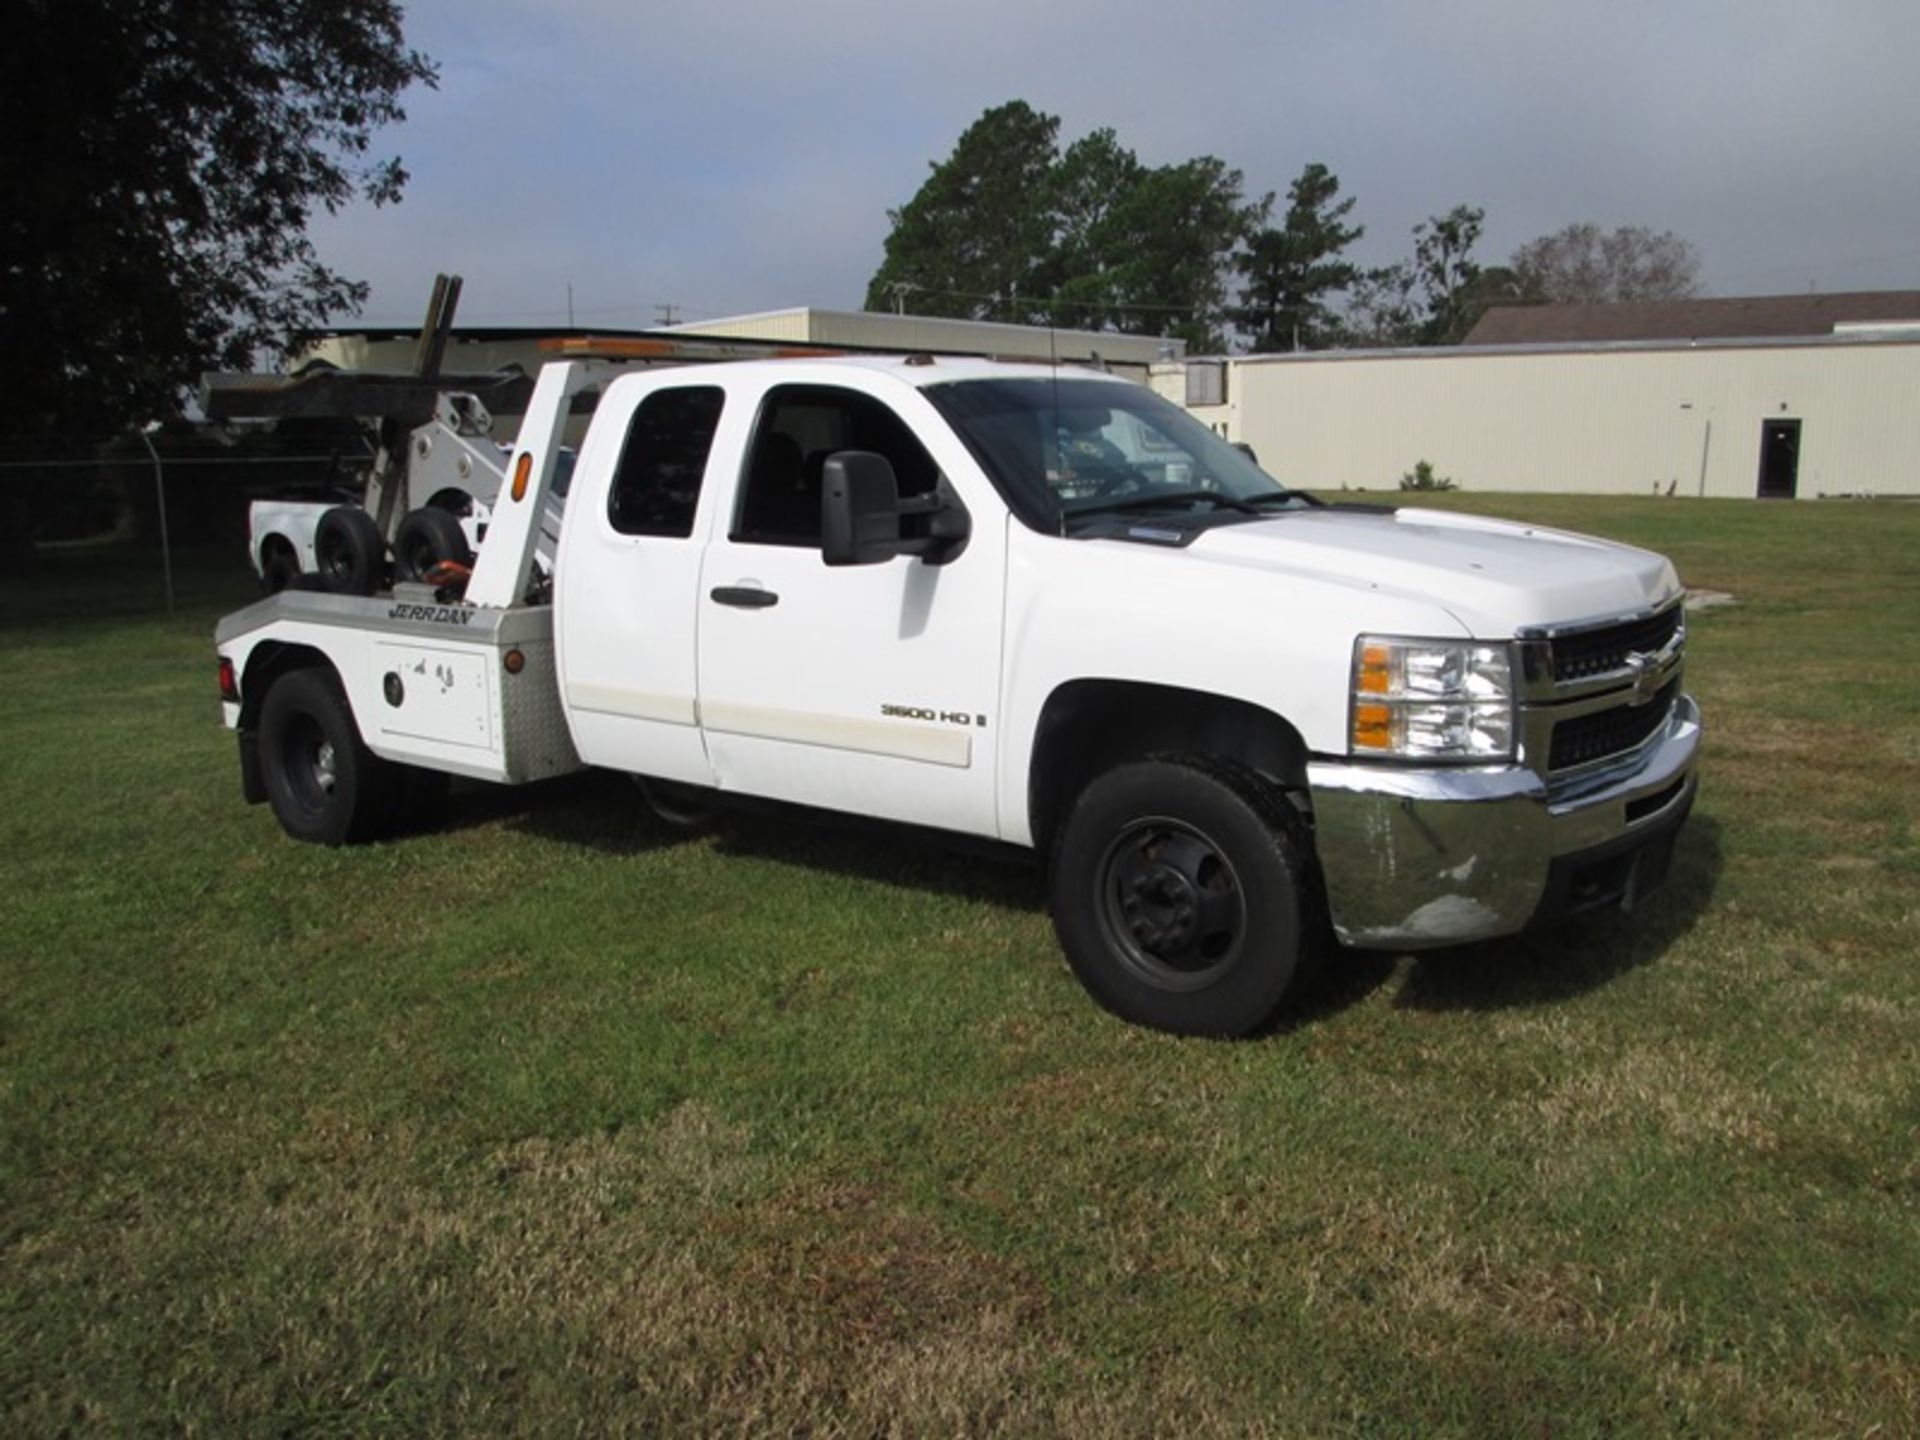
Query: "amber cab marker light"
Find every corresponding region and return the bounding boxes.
[503,649,526,675]
[510,452,532,502]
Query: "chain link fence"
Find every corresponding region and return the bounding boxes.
[0,427,374,615]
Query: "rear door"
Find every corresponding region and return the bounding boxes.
[555,376,736,785]
[695,375,1006,838]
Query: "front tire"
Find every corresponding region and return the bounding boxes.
[1050,756,1316,1036]
[258,668,399,844]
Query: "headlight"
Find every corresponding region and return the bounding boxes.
[1350,635,1515,760]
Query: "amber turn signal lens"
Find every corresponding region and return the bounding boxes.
[1352,702,1393,750]
[510,451,532,502]
[1356,643,1392,694]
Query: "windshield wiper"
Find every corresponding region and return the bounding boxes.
[1068,490,1265,520]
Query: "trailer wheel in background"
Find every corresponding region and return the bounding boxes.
[260,541,300,594]
[258,668,400,845]
[314,506,385,596]
[394,506,474,583]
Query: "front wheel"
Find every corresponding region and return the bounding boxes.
[1049,756,1318,1036]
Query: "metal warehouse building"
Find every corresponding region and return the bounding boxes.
[1168,326,1920,501]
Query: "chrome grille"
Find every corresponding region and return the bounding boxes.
[1550,606,1684,683]
[1548,678,1680,771]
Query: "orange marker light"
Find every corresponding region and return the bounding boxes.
[1352,703,1394,750]
[510,452,533,502]
[1357,642,1392,695]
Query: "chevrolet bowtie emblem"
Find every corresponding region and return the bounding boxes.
[1623,651,1662,704]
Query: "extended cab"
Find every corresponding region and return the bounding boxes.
[215,356,1700,1035]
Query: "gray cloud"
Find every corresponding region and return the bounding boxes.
[310,0,1920,329]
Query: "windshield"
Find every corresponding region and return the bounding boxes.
[923,376,1306,533]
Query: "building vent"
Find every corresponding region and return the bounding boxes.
[1185,361,1227,407]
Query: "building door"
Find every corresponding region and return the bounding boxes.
[1756,419,1801,499]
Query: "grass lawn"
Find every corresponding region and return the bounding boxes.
[2,498,1916,1435]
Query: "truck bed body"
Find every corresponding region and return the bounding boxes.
[218,588,580,785]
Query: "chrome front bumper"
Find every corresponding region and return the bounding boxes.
[1306,694,1702,949]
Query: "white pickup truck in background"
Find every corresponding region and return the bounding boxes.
[213,354,1700,1035]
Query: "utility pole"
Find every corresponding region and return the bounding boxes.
[566,282,575,328]
[654,303,681,327]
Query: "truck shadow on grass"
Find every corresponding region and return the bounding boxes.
[454,777,1726,1027]
[454,771,1048,912]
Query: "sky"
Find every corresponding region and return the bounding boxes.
[308,0,1920,331]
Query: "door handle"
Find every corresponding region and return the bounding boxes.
[710,585,778,609]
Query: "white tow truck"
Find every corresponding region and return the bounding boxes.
[214,354,1701,1035]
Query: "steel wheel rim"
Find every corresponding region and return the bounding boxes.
[281,713,336,811]
[317,534,351,587]
[1096,814,1246,991]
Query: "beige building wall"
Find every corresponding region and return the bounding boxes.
[1208,338,1920,499]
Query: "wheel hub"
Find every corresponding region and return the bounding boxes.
[1119,862,1200,951]
[1100,819,1245,988]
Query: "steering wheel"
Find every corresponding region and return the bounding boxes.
[1059,435,1143,499]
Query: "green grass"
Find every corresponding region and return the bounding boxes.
[3,503,1918,1436]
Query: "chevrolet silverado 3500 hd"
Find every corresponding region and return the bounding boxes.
[214,356,1700,1035]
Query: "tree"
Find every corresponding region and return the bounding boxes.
[1232,162,1364,352]
[1041,128,1146,331]
[865,102,1265,348]
[0,1,436,444]
[1341,263,1423,348]
[1509,223,1703,305]
[1412,204,1487,345]
[863,101,1060,323]
[1095,157,1264,351]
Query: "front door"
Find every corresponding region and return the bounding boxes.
[695,380,1005,838]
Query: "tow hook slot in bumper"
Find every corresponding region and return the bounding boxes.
[1306,694,1701,950]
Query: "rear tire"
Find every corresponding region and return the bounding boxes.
[314,506,385,596]
[260,545,300,594]
[258,668,400,845]
[394,506,473,582]
[1049,755,1317,1036]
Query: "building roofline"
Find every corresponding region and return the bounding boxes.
[666,305,1183,352]
[1193,329,1920,366]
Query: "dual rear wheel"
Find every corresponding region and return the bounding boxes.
[258,668,443,845]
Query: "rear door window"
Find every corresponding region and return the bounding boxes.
[607,386,726,537]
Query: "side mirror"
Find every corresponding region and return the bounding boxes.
[821,451,969,567]
[821,451,904,566]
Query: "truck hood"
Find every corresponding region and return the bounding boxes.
[1187,505,1681,635]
